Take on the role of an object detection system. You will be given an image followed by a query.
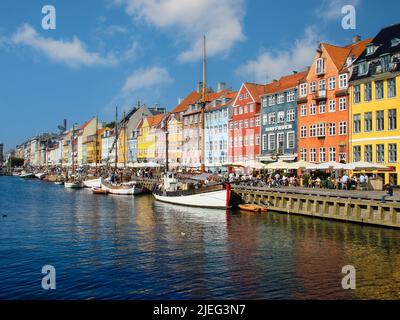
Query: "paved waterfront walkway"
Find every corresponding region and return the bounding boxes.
[234,185,400,202]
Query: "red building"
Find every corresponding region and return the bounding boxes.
[229,83,269,162]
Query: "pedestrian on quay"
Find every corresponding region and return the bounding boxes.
[381,184,394,203]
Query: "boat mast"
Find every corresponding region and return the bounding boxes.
[200,35,207,174]
[115,106,118,171]
[72,124,76,177]
[165,113,169,173]
[95,116,98,171]
[123,111,127,168]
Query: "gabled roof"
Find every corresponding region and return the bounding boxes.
[322,38,373,71]
[244,83,270,103]
[146,113,165,128]
[205,91,238,111]
[80,118,94,131]
[263,70,309,95]
[172,91,201,114]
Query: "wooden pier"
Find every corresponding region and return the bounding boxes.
[232,186,400,229]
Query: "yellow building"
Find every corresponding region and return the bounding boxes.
[167,114,183,165]
[349,24,400,185]
[86,128,106,165]
[137,114,164,162]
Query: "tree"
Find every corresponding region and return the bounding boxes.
[8,157,24,167]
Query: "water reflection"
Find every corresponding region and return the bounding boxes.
[1,176,400,299]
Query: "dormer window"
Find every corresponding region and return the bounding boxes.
[346,56,355,67]
[316,58,325,75]
[391,38,400,47]
[366,44,377,56]
[358,61,369,76]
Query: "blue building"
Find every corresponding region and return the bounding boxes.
[204,88,236,172]
[259,71,308,162]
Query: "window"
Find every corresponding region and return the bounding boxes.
[287,132,295,149]
[239,107,243,114]
[329,147,336,162]
[319,147,326,162]
[358,61,369,75]
[364,82,372,102]
[268,134,276,151]
[287,91,295,102]
[255,135,259,146]
[300,149,307,161]
[250,118,254,127]
[329,100,336,112]
[239,94,243,100]
[268,96,276,106]
[316,58,325,75]
[318,79,326,91]
[353,146,361,162]
[262,114,268,125]
[268,112,276,125]
[239,121,243,129]
[299,83,307,97]
[354,85,361,103]
[376,80,384,99]
[244,120,248,128]
[277,94,285,104]
[389,109,397,130]
[339,97,347,111]
[376,111,384,131]
[388,78,397,98]
[300,126,307,138]
[234,107,238,116]
[287,109,295,122]
[277,111,285,123]
[300,105,307,116]
[310,148,316,162]
[244,105,248,113]
[339,121,347,135]
[319,102,326,114]
[310,82,316,94]
[255,116,261,126]
[339,74,348,89]
[339,153,346,163]
[244,136,248,147]
[261,96,268,108]
[262,134,267,150]
[376,144,385,163]
[234,121,238,129]
[238,137,243,146]
[250,104,255,112]
[364,145,373,162]
[277,133,284,151]
[364,112,372,132]
[353,114,361,133]
[328,77,336,90]
[329,123,336,136]
[389,144,397,163]
[317,123,325,137]
[309,124,316,137]
[366,45,376,55]
[310,103,316,115]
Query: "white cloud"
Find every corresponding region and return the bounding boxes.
[109,66,173,110]
[316,0,361,20]
[112,0,246,62]
[11,24,117,68]
[236,27,321,84]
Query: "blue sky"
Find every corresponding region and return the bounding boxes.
[0,0,399,150]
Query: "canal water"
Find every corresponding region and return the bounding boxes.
[1,176,400,300]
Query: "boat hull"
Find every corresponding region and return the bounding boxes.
[83,178,102,188]
[101,182,142,195]
[65,182,84,189]
[153,190,229,209]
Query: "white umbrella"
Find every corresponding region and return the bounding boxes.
[306,162,345,170]
[244,160,266,170]
[286,160,312,170]
[265,160,290,170]
[344,162,388,170]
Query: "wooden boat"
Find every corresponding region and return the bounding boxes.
[91,187,108,195]
[153,172,231,209]
[54,181,64,185]
[83,178,102,188]
[101,180,142,195]
[64,182,84,189]
[238,204,267,213]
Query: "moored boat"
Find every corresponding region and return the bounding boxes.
[83,178,103,188]
[238,204,267,213]
[35,173,46,180]
[101,180,142,195]
[65,182,84,189]
[20,172,35,179]
[152,172,232,209]
[91,187,108,195]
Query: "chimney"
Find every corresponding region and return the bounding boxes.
[217,82,226,92]
[197,82,203,93]
[293,71,298,74]
[178,97,183,104]
[352,35,361,44]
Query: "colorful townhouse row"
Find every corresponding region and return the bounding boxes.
[13,24,400,185]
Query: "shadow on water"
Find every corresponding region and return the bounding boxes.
[1,176,400,299]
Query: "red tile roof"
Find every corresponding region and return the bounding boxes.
[172,91,201,114]
[146,113,165,128]
[243,83,270,103]
[265,70,309,95]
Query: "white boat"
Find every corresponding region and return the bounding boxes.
[54,181,64,185]
[83,178,102,188]
[101,180,142,195]
[64,182,84,189]
[35,173,46,180]
[20,172,35,179]
[152,172,231,209]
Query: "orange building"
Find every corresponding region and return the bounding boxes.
[297,37,372,163]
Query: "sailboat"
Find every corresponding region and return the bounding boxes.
[65,123,83,189]
[152,36,232,210]
[100,179,142,195]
